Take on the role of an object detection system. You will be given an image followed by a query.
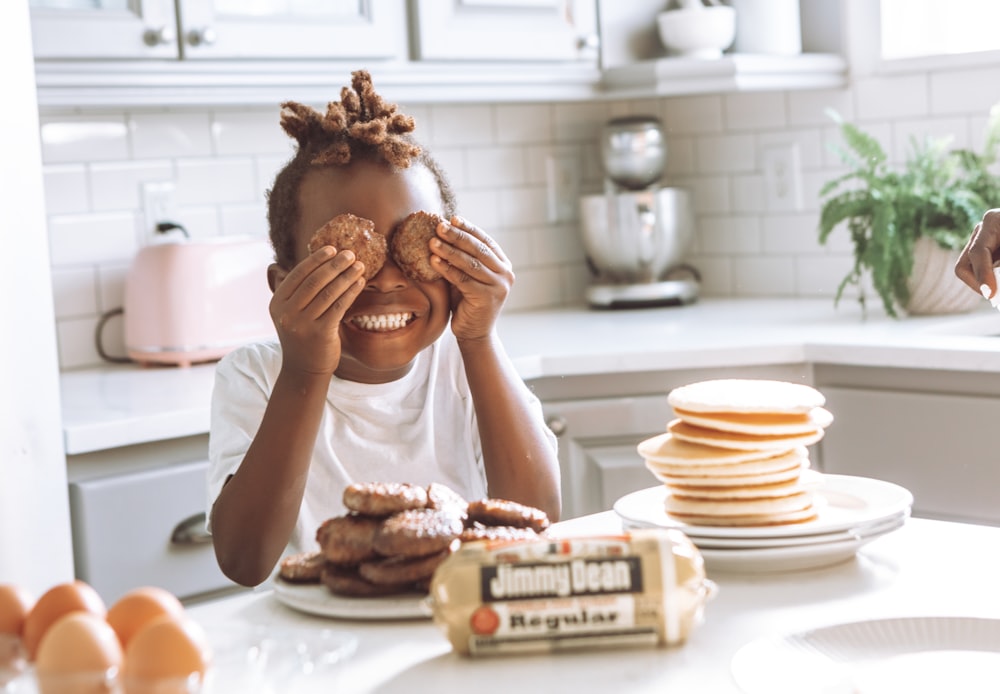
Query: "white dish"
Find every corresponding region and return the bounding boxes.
[614,474,913,540]
[690,512,907,549]
[272,580,431,621]
[732,616,1000,694]
[699,532,887,573]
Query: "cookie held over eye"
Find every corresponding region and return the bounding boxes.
[307,212,387,280]
[390,211,445,282]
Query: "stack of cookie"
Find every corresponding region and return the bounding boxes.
[278,482,550,598]
[639,379,833,527]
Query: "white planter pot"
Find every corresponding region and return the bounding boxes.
[905,236,982,315]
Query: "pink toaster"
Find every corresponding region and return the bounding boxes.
[124,237,276,367]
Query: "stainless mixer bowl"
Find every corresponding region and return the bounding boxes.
[601,116,667,190]
[578,187,694,284]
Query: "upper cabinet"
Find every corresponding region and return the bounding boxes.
[29,0,847,109]
[29,0,407,61]
[410,0,598,62]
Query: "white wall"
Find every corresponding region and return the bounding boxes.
[0,0,74,592]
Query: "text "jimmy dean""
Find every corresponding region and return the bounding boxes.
[482,558,643,600]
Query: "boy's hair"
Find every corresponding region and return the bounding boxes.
[266,70,456,269]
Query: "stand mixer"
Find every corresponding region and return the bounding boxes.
[578,115,699,309]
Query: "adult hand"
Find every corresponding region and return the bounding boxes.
[429,216,513,342]
[268,247,366,375]
[956,209,1000,300]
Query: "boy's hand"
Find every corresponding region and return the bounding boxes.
[269,247,366,375]
[430,216,512,341]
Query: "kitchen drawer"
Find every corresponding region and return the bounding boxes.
[69,460,236,604]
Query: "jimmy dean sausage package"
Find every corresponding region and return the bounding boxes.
[427,528,715,656]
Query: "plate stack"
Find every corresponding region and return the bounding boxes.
[613,477,912,573]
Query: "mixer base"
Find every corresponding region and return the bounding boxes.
[586,278,699,309]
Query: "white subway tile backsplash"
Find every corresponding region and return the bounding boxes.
[552,101,608,143]
[219,204,268,239]
[41,59,1000,369]
[42,165,89,215]
[48,212,137,266]
[130,112,213,159]
[51,267,98,319]
[787,88,854,126]
[430,104,495,147]
[39,116,129,163]
[663,95,724,134]
[90,161,173,212]
[695,134,755,173]
[929,66,1000,116]
[892,116,971,159]
[465,146,527,188]
[723,92,787,131]
[212,110,292,156]
[699,215,761,255]
[732,257,797,295]
[176,158,257,205]
[496,104,554,144]
[855,74,929,121]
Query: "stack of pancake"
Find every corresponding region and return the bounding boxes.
[639,379,833,527]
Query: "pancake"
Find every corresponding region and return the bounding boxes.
[666,506,819,527]
[637,433,801,466]
[665,490,813,517]
[667,379,825,415]
[642,443,807,476]
[650,459,809,489]
[667,419,825,451]
[672,406,834,436]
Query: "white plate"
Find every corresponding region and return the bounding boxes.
[698,530,890,573]
[732,616,1000,694]
[691,512,908,549]
[272,580,431,621]
[613,474,913,540]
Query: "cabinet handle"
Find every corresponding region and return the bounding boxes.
[186,27,218,48]
[170,512,213,546]
[546,416,567,437]
[577,33,599,52]
[142,25,176,47]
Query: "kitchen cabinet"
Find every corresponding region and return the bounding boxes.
[65,433,240,605]
[411,0,598,62]
[813,365,1000,526]
[29,0,407,61]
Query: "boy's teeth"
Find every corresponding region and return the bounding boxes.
[352,312,413,331]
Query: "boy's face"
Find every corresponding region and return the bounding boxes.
[291,159,451,383]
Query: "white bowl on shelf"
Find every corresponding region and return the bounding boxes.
[657,5,736,59]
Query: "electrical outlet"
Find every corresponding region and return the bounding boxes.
[141,181,179,242]
[546,153,581,223]
[762,143,803,211]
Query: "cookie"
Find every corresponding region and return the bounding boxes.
[389,211,444,282]
[307,213,387,280]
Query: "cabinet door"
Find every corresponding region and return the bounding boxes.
[30,0,179,59]
[817,387,1000,525]
[175,0,408,60]
[544,394,670,519]
[411,0,599,62]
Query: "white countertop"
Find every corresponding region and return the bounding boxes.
[180,513,1000,694]
[59,298,1000,454]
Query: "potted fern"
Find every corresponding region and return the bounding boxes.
[818,105,1000,318]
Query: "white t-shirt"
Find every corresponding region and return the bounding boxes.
[207,332,552,555]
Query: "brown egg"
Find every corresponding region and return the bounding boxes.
[107,586,185,650]
[22,581,106,661]
[35,611,123,673]
[124,614,211,694]
[0,584,34,637]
